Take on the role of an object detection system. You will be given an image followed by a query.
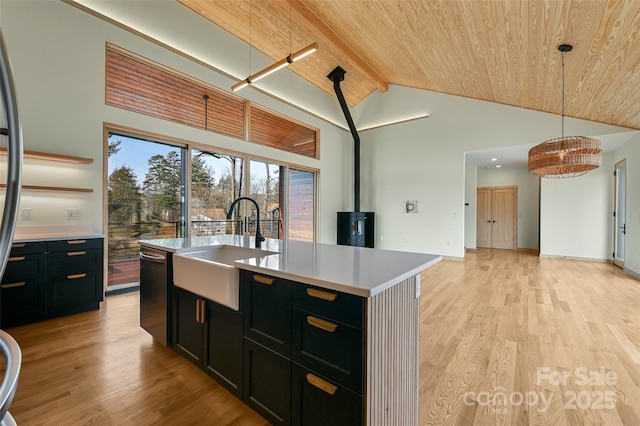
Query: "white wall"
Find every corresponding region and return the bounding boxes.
[0,1,350,243]
[613,135,640,277]
[356,85,631,258]
[540,152,614,260]
[477,166,539,249]
[464,162,477,250]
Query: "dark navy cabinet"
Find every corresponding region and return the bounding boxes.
[241,272,291,356]
[47,239,103,317]
[243,337,291,425]
[239,269,364,426]
[172,287,244,399]
[291,362,363,426]
[0,238,104,328]
[0,242,47,327]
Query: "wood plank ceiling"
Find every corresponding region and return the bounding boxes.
[178,0,640,130]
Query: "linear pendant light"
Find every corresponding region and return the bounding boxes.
[232,42,317,92]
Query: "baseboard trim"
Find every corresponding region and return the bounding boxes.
[623,267,640,281]
[539,254,610,263]
[443,255,465,261]
[517,248,539,254]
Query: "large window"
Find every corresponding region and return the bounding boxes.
[107,133,186,288]
[106,131,317,288]
[287,168,315,242]
[249,160,284,239]
[190,148,244,236]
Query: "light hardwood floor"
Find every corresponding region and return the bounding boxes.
[4,249,640,425]
[421,249,640,425]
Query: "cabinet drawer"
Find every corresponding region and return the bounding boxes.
[292,308,364,393]
[243,338,291,426]
[48,238,103,252]
[1,278,46,327]
[292,283,364,329]
[240,270,291,356]
[9,241,46,256]
[292,362,363,426]
[2,253,45,282]
[47,270,102,313]
[47,249,102,277]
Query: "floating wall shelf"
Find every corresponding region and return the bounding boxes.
[0,147,94,164]
[0,147,94,193]
[0,184,93,193]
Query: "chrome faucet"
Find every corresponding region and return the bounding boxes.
[226,197,265,248]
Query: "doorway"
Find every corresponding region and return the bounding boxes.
[477,186,517,249]
[613,159,626,268]
[107,132,187,290]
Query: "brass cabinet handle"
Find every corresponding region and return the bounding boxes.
[8,256,25,262]
[67,251,87,257]
[306,316,338,333]
[196,298,201,324]
[1,282,26,289]
[306,373,338,395]
[11,243,25,248]
[253,275,274,285]
[67,240,87,245]
[201,299,206,324]
[306,288,338,302]
[67,273,87,280]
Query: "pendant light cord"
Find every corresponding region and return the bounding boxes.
[249,0,252,76]
[289,0,292,55]
[561,50,565,138]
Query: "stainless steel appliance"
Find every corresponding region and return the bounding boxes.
[0,26,23,425]
[139,247,170,346]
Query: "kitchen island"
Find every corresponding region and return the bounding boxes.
[139,236,441,426]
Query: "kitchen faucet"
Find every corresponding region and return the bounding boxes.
[226,197,265,248]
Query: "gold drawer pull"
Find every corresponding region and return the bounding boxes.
[67,273,87,280]
[8,256,25,262]
[11,243,26,248]
[306,288,338,302]
[67,240,87,245]
[253,275,274,285]
[1,282,26,289]
[67,251,87,257]
[307,316,338,333]
[306,373,337,395]
[196,298,201,324]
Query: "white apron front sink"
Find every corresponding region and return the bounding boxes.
[173,245,276,310]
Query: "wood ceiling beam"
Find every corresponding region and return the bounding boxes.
[292,0,388,93]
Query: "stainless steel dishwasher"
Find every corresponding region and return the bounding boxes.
[139,246,170,346]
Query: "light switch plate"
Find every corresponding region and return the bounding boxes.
[67,209,81,220]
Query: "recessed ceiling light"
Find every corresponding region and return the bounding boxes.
[496,165,502,168]
[491,158,498,161]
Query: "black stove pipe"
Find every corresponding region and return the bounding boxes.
[327,66,360,212]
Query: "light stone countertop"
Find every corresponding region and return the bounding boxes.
[140,236,441,297]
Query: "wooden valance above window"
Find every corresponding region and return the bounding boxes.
[105,44,319,159]
[249,106,317,158]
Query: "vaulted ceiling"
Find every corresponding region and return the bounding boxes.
[178,0,640,130]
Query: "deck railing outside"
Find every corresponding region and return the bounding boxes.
[107,219,281,286]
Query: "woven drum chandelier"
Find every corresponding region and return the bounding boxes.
[528,44,602,178]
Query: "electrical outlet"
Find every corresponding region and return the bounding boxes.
[21,208,31,221]
[67,209,81,220]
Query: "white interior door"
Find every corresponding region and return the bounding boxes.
[613,160,626,267]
